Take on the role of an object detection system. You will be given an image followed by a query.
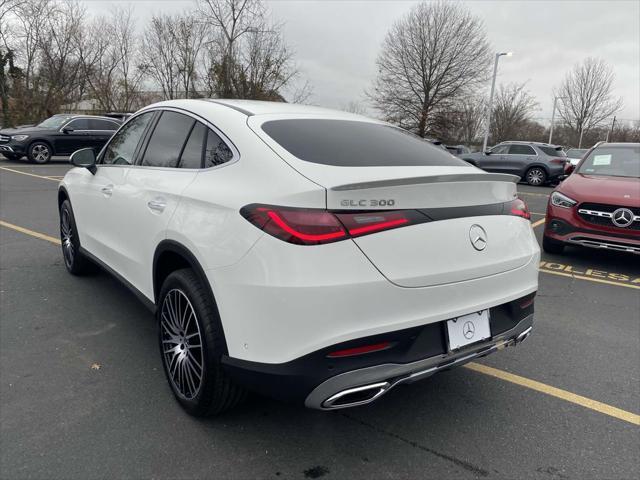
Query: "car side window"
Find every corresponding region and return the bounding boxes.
[141,111,194,168]
[89,119,120,131]
[509,145,536,155]
[101,112,154,165]
[204,128,233,168]
[491,145,509,154]
[66,118,90,130]
[179,122,206,169]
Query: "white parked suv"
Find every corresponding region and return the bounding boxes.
[59,100,540,416]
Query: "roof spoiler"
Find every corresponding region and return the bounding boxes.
[331,173,520,192]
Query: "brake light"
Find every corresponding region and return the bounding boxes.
[550,158,567,165]
[508,198,530,220]
[240,205,426,245]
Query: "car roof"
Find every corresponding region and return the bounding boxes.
[597,142,640,147]
[64,114,122,122]
[142,98,371,121]
[496,140,560,148]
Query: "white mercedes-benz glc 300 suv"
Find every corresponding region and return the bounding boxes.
[59,99,540,416]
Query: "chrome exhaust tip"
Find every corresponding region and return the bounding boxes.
[322,381,391,409]
[515,326,533,344]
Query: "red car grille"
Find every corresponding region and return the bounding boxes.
[577,202,640,231]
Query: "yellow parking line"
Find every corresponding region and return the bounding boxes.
[530,212,545,216]
[540,267,640,290]
[465,362,640,425]
[0,166,60,182]
[531,218,545,228]
[0,220,60,245]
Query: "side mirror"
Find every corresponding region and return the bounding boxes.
[70,148,97,174]
[62,126,74,134]
[484,150,492,155]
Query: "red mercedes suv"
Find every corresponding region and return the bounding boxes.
[543,142,639,255]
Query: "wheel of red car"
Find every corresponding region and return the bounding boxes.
[542,235,565,254]
[28,141,52,164]
[525,167,547,186]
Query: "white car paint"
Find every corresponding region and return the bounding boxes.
[61,99,540,367]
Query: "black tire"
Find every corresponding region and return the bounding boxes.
[525,166,547,186]
[59,199,93,275]
[27,141,52,164]
[542,235,565,254]
[158,268,245,416]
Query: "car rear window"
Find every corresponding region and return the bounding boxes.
[260,119,467,167]
[538,146,566,157]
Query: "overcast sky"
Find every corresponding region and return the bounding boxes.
[86,0,640,124]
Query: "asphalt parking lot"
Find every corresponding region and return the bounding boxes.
[1,157,638,480]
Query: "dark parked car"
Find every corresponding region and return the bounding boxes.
[461,141,567,186]
[446,144,472,156]
[0,114,121,163]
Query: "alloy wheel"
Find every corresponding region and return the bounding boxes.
[60,206,75,267]
[527,168,545,185]
[32,144,50,163]
[160,289,204,400]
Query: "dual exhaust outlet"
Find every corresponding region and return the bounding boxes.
[321,326,533,410]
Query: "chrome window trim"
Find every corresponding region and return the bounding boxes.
[99,106,239,171]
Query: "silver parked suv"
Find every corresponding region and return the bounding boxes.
[461,141,567,186]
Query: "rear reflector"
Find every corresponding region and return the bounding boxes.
[327,342,392,358]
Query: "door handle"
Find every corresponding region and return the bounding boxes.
[147,198,167,213]
[101,185,113,197]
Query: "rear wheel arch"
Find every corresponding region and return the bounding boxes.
[58,186,69,208]
[152,240,229,354]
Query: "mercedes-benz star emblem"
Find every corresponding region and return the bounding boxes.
[611,208,634,228]
[463,321,475,339]
[469,224,487,251]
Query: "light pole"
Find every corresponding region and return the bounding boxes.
[482,52,512,153]
[548,96,564,144]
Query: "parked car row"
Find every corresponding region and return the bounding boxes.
[0,114,122,163]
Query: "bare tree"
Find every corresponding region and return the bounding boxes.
[433,95,486,145]
[490,82,538,143]
[198,0,305,101]
[197,0,263,97]
[140,14,181,99]
[555,57,623,145]
[368,1,490,137]
[0,0,23,125]
[342,101,367,115]
[77,7,144,111]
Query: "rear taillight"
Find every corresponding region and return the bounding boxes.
[550,158,567,165]
[240,204,427,245]
[327,341,392,358]
[507,198,530,220]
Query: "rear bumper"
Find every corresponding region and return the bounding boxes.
[307,315,533,410]
[222,296,535,408]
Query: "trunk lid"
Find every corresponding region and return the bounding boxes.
[250,114,535,287]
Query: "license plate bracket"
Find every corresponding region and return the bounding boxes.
[446,309,491,351]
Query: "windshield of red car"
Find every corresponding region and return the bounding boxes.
[577,145,640,178]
